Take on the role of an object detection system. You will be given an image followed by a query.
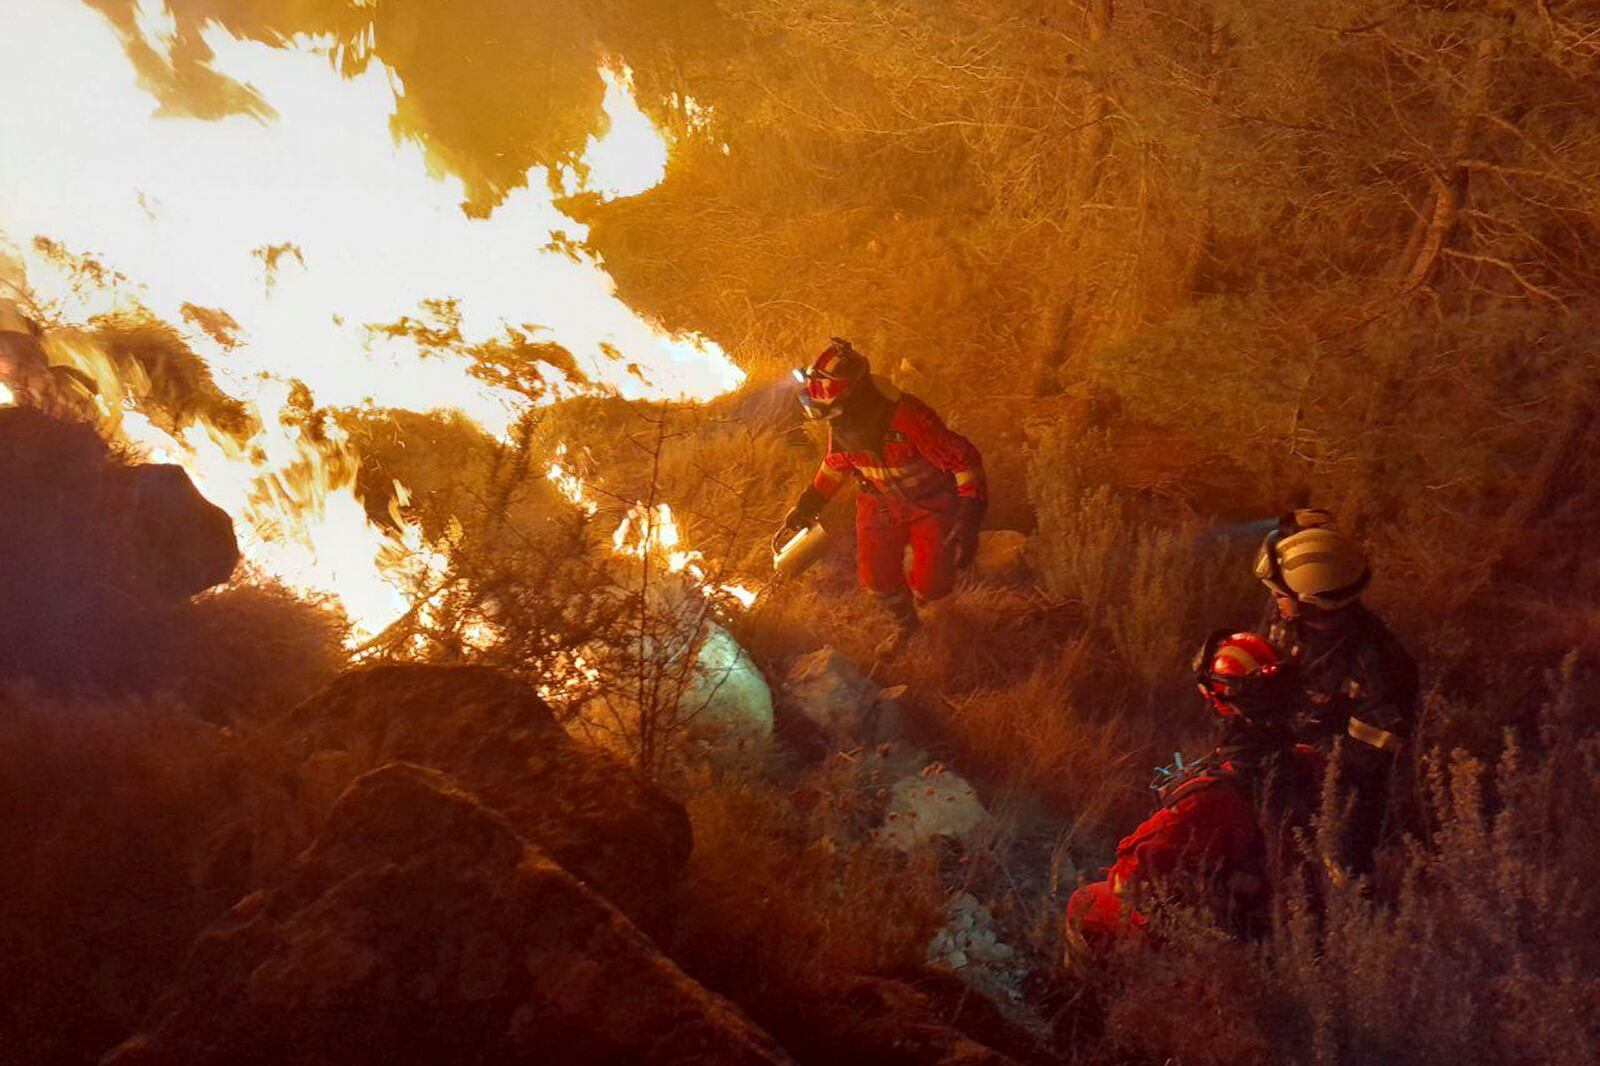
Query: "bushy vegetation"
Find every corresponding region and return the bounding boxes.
[1085,661,1600,1066]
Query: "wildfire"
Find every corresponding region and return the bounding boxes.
[0,1,745,638]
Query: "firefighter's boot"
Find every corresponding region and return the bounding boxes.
[874,588,920,658]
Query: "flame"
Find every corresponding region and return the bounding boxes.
[551,451,757,610]
[565,68,669,201]
[547,444,600,517]
[0,381,13,407]
[0,1,744,637]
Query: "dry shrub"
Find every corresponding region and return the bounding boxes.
[1029,465,1262,700]
[0,689,251,1065]
[533,386,815,579]
[0,572,341,1061]
[940,653,1164,838]
[1100,940,1279,1066]
[670,774,945,1027]
[162,581,346,720]
[1095,661,1600,1066]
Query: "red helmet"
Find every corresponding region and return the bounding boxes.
[796,337,869,420]
[1193,630,1287,721]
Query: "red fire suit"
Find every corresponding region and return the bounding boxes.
[1066,763,1269,954]
[809,380,985,601]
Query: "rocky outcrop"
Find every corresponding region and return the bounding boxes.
[108,764,793,1066]
[0,406,239,687]
[272,663,692,926]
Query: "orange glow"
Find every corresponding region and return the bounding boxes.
[0,1,745,638]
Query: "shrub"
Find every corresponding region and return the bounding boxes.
[670,771,946,1016]
[1028,422,1262,703]
[1093,661,1600,1066]
[0,689,251,1065]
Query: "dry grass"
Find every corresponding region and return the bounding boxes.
[0,690,247,1065]
[0,573,344,1065]
[667,772,947,1040]
[938,656,1168,839]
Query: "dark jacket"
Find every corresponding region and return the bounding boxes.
[1262,600,1419,872]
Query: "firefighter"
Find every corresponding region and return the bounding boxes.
[1065,632,1319,959]
[1253,509,1419,876]
[774,338,986,655]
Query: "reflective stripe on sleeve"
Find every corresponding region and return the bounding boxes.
[1347,716,1402,753]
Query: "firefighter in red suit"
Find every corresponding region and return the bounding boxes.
[774,338,986,655]
[1065,632,1320,960]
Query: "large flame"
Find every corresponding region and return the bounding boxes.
[0,0,744,637]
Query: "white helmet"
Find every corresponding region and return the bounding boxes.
[1254,511,1370,610]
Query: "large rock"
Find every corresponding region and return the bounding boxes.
[272,663,692,925]
[0,406,239,687]
[972,531,1031,584]
[686,623,775,736]
[574,621,775,757]
[784,647,904,748]
[878,762,991,852]
[114,462,240,598]
[108,764,793,1066]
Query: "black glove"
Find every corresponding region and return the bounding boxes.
[945,496,986,570]
[774,487,826,554]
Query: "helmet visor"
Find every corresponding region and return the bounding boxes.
[796,362,856,419]
[1254,535,1291,598]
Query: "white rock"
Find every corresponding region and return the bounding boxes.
[877,765,989,851]
[973,530,1031,583]
[785,647,875,734]
[686,624,774,735]
[785,647,889,746]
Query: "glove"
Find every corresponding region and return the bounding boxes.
[774,487,826,554]
[945,496,986,570]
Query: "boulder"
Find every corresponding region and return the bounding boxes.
[972,531,1031,584]
[878,762,990,852]
[113,462,240,598]
[784,647,902,748]
[107,764,793,1066]
[0,406,239,687]
[576,621,775,756]
[273,663,692,926]
[686,623,775,736]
